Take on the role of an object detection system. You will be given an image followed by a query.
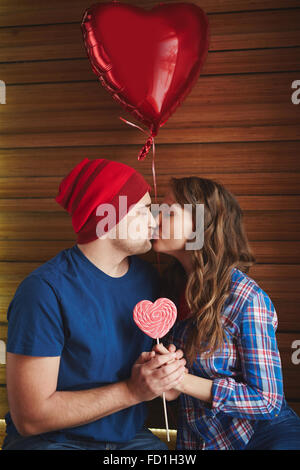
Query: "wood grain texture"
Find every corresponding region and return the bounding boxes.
[0,142,300,176]
[1,71,300,148]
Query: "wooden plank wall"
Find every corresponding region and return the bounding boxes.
[0,0,300,427]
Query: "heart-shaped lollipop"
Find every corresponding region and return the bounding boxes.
[133,298,177,339]
[133,297,177,443]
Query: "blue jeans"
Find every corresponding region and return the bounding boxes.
[244,400,300,450]
[2,426,169,451]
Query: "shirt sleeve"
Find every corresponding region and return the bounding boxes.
[211,290,284,419]
[6,274,65,357]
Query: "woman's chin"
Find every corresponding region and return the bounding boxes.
[152,238,172,254]
[152,238,163,253]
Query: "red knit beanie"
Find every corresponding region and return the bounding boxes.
[55,158,152,244]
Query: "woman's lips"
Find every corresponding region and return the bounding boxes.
[151,232,161,240]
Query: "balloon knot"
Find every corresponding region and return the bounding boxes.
[137,136,153,161]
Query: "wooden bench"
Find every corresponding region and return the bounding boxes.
[0,386,8,449]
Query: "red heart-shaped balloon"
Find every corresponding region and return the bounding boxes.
[133,297,177,339]
[81,2,209,139]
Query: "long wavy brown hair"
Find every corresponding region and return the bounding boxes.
[160,176,256,367]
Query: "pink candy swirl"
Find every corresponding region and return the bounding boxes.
[133,297,177,339]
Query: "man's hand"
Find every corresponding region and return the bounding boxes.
[126,349,187,403]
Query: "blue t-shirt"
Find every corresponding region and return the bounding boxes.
[5,244,160,443]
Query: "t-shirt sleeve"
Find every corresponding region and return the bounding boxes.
[6,274,64,357]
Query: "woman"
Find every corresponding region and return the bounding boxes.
[152,176,300,450]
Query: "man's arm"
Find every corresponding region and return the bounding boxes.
[6,349,186,436]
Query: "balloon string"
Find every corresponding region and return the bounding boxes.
[151,137,157,204]
[119,116,161,276]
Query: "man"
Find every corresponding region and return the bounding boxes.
[3,158,186,450]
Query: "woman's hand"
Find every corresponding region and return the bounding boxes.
[152,343,188,401]
[151,344,214,404]
[127,349,186,403]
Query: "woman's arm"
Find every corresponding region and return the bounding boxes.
[209,291,283,419]
[174,373,213,403]
[153,343,213,402]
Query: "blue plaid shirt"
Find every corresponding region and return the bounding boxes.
[163,267,284,450]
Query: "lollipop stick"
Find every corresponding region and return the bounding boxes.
[157,338,170,442]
